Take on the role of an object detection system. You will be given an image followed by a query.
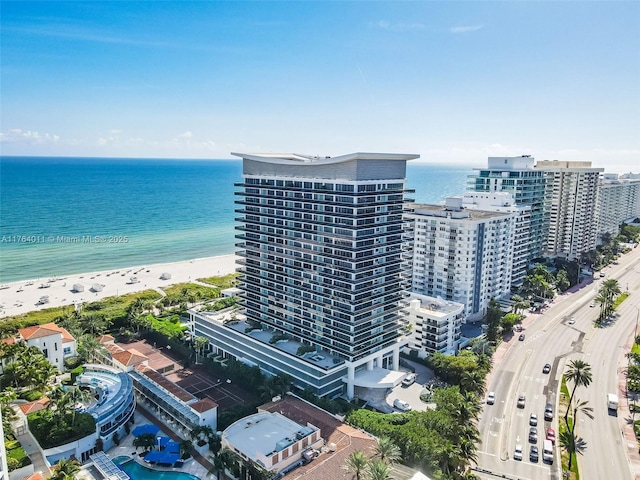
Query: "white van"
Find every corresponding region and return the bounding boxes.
[542,439,554,464]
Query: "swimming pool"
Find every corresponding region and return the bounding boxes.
[112,456,202,480]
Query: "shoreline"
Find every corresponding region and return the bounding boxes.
[0,254,239,319]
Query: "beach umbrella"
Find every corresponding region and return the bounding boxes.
[132,423,160,437]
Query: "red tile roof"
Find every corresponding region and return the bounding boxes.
[20,472,46,480]
[112,348,148,367]
[190,397,218,413]
[18,322,75,343]
[18,397,49,415]
[97,334,115,344]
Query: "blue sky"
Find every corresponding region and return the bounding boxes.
[1,1,639,171]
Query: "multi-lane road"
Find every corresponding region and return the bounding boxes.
[476,245,640,480]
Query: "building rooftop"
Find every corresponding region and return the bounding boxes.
[411,203,512,221]
[231,152,419,165]
[223,411,317,460]
[19,322,75,343]
[408,293,464,317]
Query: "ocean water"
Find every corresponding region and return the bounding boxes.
[0,157,476,283]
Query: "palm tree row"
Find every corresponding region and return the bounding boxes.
[595,279,622,321]
[562,359,594,475]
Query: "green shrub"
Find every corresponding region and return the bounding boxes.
[28,410,96,449]
[19,389,43,401]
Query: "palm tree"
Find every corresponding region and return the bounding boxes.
[460,370,486,397]
[564,360,593,428]
[193,336,209,363]
[133,433,157,452]
[559,430,587,474]
[50,458,81,480]
[77,334,106,363]
[375,437,401,464]
[180,439,194,459]
[343,450,368,480]
[565,399,594,472]
[367,460,392,480]
[64,387,92,425]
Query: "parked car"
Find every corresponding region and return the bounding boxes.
[567,317,575,325]
[589,301,595,307]
[402,373,417,387]
[393,399,412,411]
[529,413,538,426]
[514,444,523,461]
[600,271,606,278]
[546,428,556,444]
[530,445,539,462]
[517,394,526,408]
[543,363,551,374]
[486,392,496,405]
[544,403,554,421]
[528,427,538,443]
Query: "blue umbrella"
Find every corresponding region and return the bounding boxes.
[132,424,160,437]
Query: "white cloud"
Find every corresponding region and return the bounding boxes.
[0,128,59,144]
[372,20,425,32]
[177,131,193,139]
[450,25,484,34]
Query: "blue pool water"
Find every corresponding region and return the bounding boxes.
[112,456,202,480]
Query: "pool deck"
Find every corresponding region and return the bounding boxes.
[80,409,212,479]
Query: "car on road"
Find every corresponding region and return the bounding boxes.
[529,413,538,426]
[600,271,606,278]
[589,301,595,307]
[514,444,523,461]
[546,428,556,444]
[543,363,551,374]
[393,399,412,411]
[402,373,417,387]
[528,427,538,443]
[530,445,539,462]
[517,394,526,408]
[567,317,575,325]
[544,403,554,421]
[518,333,525,341]
[486,392,495,405]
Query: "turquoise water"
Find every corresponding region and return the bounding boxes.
[0,156,476,282]
[113,456,201,480]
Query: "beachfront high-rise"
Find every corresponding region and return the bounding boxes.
[535,160,603,261]
[467,156,545,285]
[409,198,515,321]
[192,152,418,399]
[598,174,640,243]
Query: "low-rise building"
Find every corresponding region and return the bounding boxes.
[15,323,76,371]
[221,411,323,476]
[404,293,464,357]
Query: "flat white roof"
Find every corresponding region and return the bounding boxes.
[231,152,419,165]
[223,411,316,459]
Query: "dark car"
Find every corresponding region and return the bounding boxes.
[518,333,525,341]
[543,363,551,374]
[530,445,539,462]
[517,394,526,408]
[544,403,554,421]
[528,427,538,443]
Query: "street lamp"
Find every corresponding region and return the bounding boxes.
[157,436,162,452]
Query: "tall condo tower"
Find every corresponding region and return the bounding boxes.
[467,156,545,284]
[598,174,640,243]
[535,160,603,260]
[197,152,418,398]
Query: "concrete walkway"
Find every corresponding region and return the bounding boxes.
[13,423,52,477]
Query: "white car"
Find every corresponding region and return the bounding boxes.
[393,399,412,411]
[529,413,538,426]
[514,444,523,461]
[486,392,496,405]
[402,373,417,387]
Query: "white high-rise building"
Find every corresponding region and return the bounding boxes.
[409,198,515,321]
[598,173,640,242]
[536,160,603,260]
[193,152,418,399]
[467,156,546,284]
[404,293,464,357]
[461,192,531,286]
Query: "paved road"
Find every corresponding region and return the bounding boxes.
[476,245,640,480]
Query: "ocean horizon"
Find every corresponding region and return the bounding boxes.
[0,156,477,283]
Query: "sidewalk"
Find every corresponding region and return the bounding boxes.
[13,424,52,477]
[618,329,640,480]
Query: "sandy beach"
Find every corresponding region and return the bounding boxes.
[0,254,239,318]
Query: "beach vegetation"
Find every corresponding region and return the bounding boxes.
[161,282,222,303]
[197,272,239,288]
[201,296,237,312]
[148,314,188,340]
